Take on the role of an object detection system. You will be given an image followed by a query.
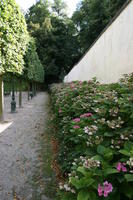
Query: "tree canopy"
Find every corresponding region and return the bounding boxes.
[26,0,80,84]
[26,0,127,84]
[72,0,127,53]
[52,0,67,17]
[24,37,44,83]
[0,0,29,75]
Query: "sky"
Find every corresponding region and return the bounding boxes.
[15,0,80,16]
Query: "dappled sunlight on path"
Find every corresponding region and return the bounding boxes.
[0,121,13,134]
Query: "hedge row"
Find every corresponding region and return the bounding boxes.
[50,74,133,200]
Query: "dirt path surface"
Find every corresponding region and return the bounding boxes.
[0,92,51,200]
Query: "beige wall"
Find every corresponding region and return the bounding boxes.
[64,1,133,83]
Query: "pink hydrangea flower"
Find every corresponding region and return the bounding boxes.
[98,181,113,198]
[98,184,103,196]
[73,125,80,129]
[80,113,93,118]
[70,83,75,89]
[73,118,80,123]
[103,181,113,197]
[117,162,121,171]
[122,163,127,172]
[116,162,127,172]
[58,109,62,113]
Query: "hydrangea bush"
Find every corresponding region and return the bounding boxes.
[50,74,133,200]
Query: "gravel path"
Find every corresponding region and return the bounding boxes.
[0,92,50,200]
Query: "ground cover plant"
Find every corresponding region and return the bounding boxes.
[50,73,133,200]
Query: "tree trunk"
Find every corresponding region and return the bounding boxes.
[19,79,22,108]
[36,83,38,94]
[0,76,4,122]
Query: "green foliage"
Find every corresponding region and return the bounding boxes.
[3,73,28,91]
[26,0,50,26]
[25,0,127,83]
[26,0,80,84]
[72,0,127,53]
[24,37,44,83]
[105,0,128,18]
[52,0,67,17]
[0,0,28,75]
[50,73,133,200]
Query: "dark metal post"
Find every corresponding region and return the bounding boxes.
[0,75,4,121]
[27,82,30,101]
[34,82,37,96]
[11,73,16,113]
[19,79,22,108]
[30,82,33,99]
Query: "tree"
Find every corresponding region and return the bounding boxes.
[26,0,127,84]
[72,0,109,53]
[26,0,79,84]
[24,37,44,83]
[106,0,127,18]
[0,0,29,121]
[24,37,44,98]
[25,0,50,26]
[0,0,28,74]
[72,0,127,54]
[52,0,67,17]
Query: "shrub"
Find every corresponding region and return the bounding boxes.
[50,74,133,200]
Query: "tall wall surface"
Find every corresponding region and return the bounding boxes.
[64,0,133,84]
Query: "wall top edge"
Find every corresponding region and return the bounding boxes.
[69,0,132,71]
